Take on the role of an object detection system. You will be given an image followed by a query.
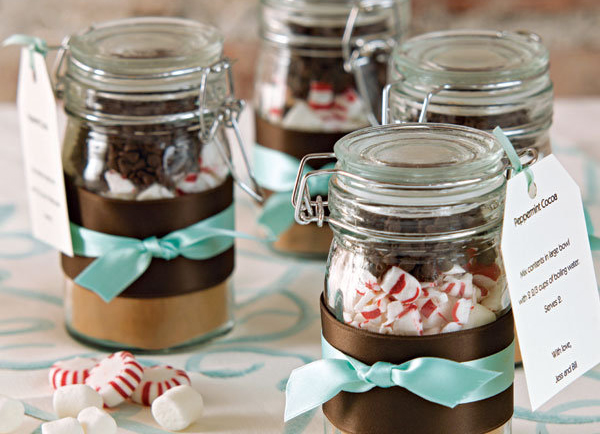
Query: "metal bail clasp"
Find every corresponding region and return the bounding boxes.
[417,79,530,123]
[199,58,264,203]
[291,153,337,227]
[342,1,398,126]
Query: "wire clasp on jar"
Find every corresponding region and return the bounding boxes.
[199,58,264,203]
[291,153,395,229]
[342,1,404,126]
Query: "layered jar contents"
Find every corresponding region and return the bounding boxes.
[313,124,514,433]
[388,30,553,157]
[254,0,409,256]
[60,17,235,350]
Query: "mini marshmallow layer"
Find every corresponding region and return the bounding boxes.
[328,252,505,336]
[279,87,369,132]
[0,395,25,434]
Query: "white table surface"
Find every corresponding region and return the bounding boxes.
[0,99,599,433]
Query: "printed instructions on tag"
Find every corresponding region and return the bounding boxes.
[17,49,73,255]
[501,154,600,410]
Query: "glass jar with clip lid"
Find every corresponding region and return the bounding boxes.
[290,123,538,433]
[253,0,410,257]
[55,17,262,351]
[384,30,553,158]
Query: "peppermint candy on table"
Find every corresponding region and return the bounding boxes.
[49,357,98,390]
[131,365,191,406]
[85,351,143,407]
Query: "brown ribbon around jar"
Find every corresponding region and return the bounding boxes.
[61,176,235,298]
[320,294,514,434]
[255,117,341,255]
[255,117,347,167]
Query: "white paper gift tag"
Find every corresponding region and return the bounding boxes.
[501,154,600,410]
[16,48,73,255]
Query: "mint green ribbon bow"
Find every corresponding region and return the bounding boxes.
[71,205,247,302]
[3,34,49,73]
[284,336,514,421]
[254,144,334,238]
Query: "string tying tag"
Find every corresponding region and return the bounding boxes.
[493,126,536,198]
[3,34,50,78]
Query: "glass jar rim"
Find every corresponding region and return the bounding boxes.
[391,30,549,87]
[334,123,506,187]
[66,17,224,91]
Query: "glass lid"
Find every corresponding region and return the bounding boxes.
[262,0,396,14]
[391,30,549,86]
[259,0,403,46]
[334,123,505,185]
[68,17,223,81]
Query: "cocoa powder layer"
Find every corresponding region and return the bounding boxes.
[65,279,231,350]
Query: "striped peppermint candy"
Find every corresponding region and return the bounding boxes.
[85,351,143,407]
[131,365,191,406]
[48,357,98,390]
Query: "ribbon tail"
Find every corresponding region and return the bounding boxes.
[284,359,373,422]
[74,248,152,302]
[258,192,296,239]
[392,358,501,408]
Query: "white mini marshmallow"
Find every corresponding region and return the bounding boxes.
[137,183,175,201]
[77,406,117,434]
[104,170,136,199]
[53,384,103,418]
[151,385,204,431]
[0,395,24,434]
[41,418,84,434]
[282,101,323,131]
[176,173,211,194]
[465,304,497,330]
[481,283,504,312]
[441,322,463,334]
[200,144,228,179]
[473,274,497,297]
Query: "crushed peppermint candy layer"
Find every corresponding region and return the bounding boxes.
[328,251,506,336]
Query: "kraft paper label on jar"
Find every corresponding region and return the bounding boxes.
[16,49,73,256]
[501,154,600,410]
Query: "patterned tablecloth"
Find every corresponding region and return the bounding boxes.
[0,100,599,433]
